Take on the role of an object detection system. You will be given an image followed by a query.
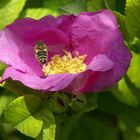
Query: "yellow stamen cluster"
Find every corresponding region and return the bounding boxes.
[42,51,87,75]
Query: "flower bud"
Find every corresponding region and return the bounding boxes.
[71,95,87,112]
[47,92,69,114]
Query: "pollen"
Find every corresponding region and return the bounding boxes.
[42,51,87,75]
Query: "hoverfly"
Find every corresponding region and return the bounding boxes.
[34,41,48,65]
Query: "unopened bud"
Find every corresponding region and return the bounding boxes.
[71,95,87,112]
[47,92,69,114]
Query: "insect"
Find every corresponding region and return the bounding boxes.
[34,41,48,65]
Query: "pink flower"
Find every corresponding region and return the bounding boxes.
[0,10,132,94]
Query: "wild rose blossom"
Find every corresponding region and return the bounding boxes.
[0,10,132,94]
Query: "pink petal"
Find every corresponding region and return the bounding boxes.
[87,54,114,71]
[1,67,77,91]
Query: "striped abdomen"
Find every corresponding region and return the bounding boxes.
[36,50,48,64]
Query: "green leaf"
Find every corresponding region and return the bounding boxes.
[23,8,58,19]
[112,77,139,107]
[87,0,116,11]
[0,90,16,117]
[127,51,140,88]
[129,37,140,53]
[4,95,56,140]
[87,0,125,13]
[125,0,140,37]
[0,0,26,29]
[113,11,128,40]
[0,62,6,76]
[111,50,140,107]
[60,0,86,14]
[36,108,56,140]
[4,95,43,138]
[43,0,69,11]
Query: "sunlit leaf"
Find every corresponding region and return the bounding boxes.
[0,0,26,29]
[4,95,43,138]
[114,11,128,40]
[4,95,56,139]
[112,78,139,107]
[23,8,58,19]
[127,51,140,89]
[125,0,140,37]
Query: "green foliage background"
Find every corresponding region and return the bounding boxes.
[0,0,140,140]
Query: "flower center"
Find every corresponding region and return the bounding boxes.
[42,51,87,75]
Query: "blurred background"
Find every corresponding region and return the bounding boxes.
[1,0,140,140]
